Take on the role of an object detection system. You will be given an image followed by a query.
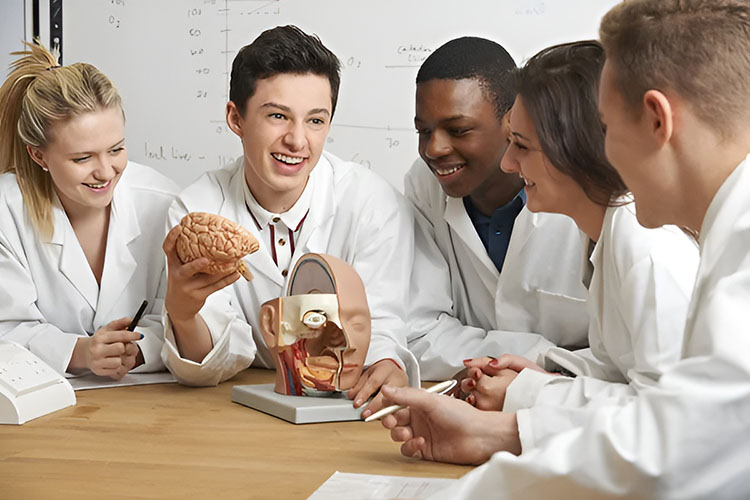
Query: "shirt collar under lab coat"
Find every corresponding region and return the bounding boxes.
[241,168,313,233]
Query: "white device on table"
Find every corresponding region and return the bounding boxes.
[0,341,76,424]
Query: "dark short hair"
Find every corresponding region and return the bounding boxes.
[518,40,627,206]
[417,36,517,121]
[229,25,341,116]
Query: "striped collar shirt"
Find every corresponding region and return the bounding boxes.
[242,177,312,278]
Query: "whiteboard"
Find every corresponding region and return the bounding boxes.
[58,0,620,190]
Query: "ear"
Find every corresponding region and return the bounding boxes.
[225,101,244,138]
[642,89,674,146]
[259,299,279,348]
[26,145,48,171]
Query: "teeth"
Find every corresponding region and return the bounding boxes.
[521,176,535,187]
[433,165,463,177]
[84,180,110,189]
[272,153,304,165]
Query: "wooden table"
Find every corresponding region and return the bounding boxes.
[0,369,471,499]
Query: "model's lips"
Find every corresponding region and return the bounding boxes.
[271,152,305,165]
[82,179,112,190]
[430,163,465,177]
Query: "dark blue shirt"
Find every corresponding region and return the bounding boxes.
[463,189,527,274]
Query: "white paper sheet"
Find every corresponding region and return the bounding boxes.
[68,371,177,391]
[307,471,457,500]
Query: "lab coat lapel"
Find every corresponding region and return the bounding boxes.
[94,187,140,323]
[223,166,284,287]
[444,195,498,279]
[293,156,335,258]
[50,200,99,311]
[500,207,538,277]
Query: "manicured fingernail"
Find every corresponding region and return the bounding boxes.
[361,409,371,418]
[139,333,144,339]
[472,371,481,381]
[355,399,363,407]
[467,379,476,389]
[463,358,473,364]
[489,359,499,367]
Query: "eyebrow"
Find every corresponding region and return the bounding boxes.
[69,138,125,156]
[511,131,531,141]
[415,114,469,124]
[261,102,330,117]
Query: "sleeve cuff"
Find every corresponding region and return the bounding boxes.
[130,320,165,373]
[365,337,421,388]
[503,368,558,412]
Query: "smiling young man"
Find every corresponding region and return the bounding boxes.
[405,37,590,380]
[160,25,418,416]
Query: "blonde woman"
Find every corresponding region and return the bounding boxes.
[0,42,176,379]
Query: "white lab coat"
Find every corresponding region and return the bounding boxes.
[430,155,750,499]
[404,159,590,380]
[503,203,699,444]
[0,162,177,376]
[162,152,420,387]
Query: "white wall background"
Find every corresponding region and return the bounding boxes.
[0,1,28,78]
[18,0,620,191]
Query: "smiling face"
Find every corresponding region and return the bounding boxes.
[226,72,332,213]
[415,78,521,201]
[28,106,127,217]
[501,96,584,216]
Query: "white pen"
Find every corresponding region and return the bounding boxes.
[363,379,457,423]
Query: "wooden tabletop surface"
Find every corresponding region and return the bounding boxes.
[0,369,471,499]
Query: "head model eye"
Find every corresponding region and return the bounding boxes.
[302,310,327,329]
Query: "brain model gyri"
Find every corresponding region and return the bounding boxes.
[175,212,260,280]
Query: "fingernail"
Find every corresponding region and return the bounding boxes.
[489,359,499,367]
[463,358,473,364]
[361,409,371,418]
[355,399,363,407]
[139,333,144,339]
[472,370,481,381]
[467,379,476,389]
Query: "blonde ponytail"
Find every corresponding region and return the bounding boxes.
[0,41,122,239]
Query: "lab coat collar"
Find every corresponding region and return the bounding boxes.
[699,154,750,254]
[48,168,142,317]
[294,152,336,255]
[443,195,499,280]
[50,195,99,311]
[95,171,141,323]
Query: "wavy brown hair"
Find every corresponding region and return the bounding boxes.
[517,40,627,207]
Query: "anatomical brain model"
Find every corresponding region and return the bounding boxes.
[175,212,260,280]
[259,253,371,396]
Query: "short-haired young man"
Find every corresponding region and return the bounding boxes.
[380,2,750,497]
[161,26,417,415]
[405,37,590,380]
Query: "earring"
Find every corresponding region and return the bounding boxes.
[41,166,49,172]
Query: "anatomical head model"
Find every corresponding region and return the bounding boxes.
[259,253,371,396]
